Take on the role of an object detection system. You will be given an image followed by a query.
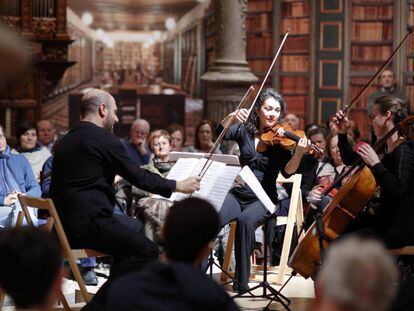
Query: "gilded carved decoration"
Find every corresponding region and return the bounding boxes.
[32,17,57,36]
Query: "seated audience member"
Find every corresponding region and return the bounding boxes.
[132,129,175,199]
[121,118,151,165]
[0,227,63,310]
[0,124,40,227]
[37,119,56,152]
[285,113,301,131]
[141,129,174,177]
[107,198,239,311]
[131,130,176,240]
[167,123,186,151]
[296,127,334,202]
[184,120,222,154]
[12,121,51,181]
[313,236,398,311]
[306,133,354,211]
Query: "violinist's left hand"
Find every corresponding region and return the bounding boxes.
[355,143,380,167]
[294,137,311,157]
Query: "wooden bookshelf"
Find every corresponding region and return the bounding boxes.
[163,39,175,84]
[349,0,394,138]
[278,0,310,122]
[181,25,198,96]
[246,0,273,81]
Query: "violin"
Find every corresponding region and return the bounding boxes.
[260,123,324,156]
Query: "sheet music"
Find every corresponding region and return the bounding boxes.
[198,165,241,211]
[238,166,277,214]
[153,157,240,211]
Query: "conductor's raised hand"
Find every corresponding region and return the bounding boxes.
[332,109,350,134]
[175,176,201,194]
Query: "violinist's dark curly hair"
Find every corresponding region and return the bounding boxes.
[245,88,287,136]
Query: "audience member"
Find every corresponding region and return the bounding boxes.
[312,236,398,311]
[367,69,407,114]
[121,118,151,165]
[0,227,63,310]
[285,113,300,130]
[12,121,51,181]
[167,123,186,151]
[0,124,40,227]
[37,119,56,151]
[107,198,239,311]
[184,120,222,154]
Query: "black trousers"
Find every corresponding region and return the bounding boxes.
[68,214,159,311]
[219,192,271,290]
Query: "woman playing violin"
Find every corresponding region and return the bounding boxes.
[334,95,414,248]
[217,88,309,292]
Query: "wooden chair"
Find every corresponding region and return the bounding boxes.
[17,195,108,308]
[0,212,26,310]
[220,173,304,285]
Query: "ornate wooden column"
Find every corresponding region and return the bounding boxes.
[201,0,257,125]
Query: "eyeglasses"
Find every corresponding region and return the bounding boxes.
[133,130,148,135]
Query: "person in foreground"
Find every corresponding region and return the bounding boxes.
[107,197,240,311]
[312,235,398,311]
[0,227,63,311]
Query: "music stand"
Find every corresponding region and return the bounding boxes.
[232,214,292,311]
[205,248,235,285]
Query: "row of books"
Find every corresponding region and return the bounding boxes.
[246,12,271,31]
[280,55,309,72]
[351,45,393,61]
[247,0,272,12]
[352,4,393,19]
[282,1,309,17]
[351,22,393,41]
[247,33,273,57]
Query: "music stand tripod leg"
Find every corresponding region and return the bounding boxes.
[231,215,292,310]
[205,248,235,285]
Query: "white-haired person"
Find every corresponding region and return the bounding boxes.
[313,235,398,311]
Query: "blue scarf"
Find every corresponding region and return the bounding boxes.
[0,145,21,195]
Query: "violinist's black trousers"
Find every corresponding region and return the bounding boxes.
[219,192,272,291]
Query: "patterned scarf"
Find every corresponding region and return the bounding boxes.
[0,145,21,196]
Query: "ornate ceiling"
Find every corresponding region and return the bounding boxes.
[68,0,201,31]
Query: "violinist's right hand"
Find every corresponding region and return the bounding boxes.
[175,176,201,194]
[332,109,350,134]
[222,109,249,126]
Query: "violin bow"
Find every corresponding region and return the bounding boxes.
[343,31,412,114]
[196,86,256,178]
[246,30,290,117]
[196,30,290,179]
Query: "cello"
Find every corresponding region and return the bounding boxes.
[288,115,414,278]
[288,31,413,279]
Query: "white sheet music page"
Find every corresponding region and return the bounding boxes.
[238,166,277,214]
[153,157,241,212]
[202,165,241,211]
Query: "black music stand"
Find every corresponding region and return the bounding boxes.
[205,247,235,285]
[232,214,292,311]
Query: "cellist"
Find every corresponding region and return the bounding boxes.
[217,88,309,292]
[334,95,414,248]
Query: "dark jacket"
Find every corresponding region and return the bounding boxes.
[107,261,240,311]
[50,121,175,236]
